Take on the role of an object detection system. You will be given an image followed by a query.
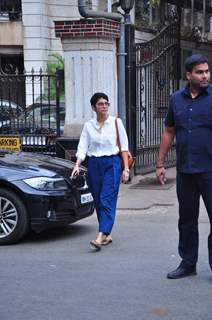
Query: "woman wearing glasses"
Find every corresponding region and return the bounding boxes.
[71,92,129,250]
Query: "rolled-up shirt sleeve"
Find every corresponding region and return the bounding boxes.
[117,118,129,151]
[76,124,89,162]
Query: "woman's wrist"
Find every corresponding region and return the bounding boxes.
[123,168,130,173]
[156,165,164,169]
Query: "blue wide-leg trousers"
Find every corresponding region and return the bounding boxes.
[87,155,122,234]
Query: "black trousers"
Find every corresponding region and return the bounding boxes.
[177,172,212,269]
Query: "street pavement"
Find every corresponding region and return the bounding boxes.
[0,167,212,320]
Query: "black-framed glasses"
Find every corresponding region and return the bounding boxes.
[96,102,110,107]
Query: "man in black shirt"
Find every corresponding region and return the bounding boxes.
[156,54,212,279]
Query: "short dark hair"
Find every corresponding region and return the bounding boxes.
[90,92,109,107]
[185,54,209,72]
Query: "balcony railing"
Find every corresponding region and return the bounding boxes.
[0,0,22,22]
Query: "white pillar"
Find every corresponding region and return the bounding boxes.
[62,38,118,138]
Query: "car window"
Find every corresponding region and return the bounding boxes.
[27,108,41,121]
[0,106,18,121]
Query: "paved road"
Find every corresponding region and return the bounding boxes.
[0,201,211,320]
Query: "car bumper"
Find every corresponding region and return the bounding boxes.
[30,195,94,231]
[12,181,94,232]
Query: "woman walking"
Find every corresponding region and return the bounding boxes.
[71,92,130,250]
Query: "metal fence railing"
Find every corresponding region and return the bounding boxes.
[0,69,64,155]
[135,22,180,173]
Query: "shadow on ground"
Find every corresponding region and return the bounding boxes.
[23,222,94,244]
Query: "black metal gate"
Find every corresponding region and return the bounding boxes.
[135,22,180,174]
[0,69,64,155]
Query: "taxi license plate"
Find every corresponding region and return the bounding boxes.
[81,193,93,204]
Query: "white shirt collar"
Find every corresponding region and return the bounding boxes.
[91,114,112,129]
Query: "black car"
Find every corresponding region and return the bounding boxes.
[0,150,94,245]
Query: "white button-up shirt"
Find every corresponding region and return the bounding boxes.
[76,115,129,161]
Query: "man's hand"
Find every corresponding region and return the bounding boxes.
[156,166,167,185]
[156,126,175,185]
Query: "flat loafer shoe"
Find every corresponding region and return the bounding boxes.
[167,266,197,279]
[101,235,113,246]
[90,240,102,251]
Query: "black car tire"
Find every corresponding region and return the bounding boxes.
[0,188,29,245]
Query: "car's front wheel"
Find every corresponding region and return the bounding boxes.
[0,188,29,245]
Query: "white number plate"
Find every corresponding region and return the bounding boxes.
[81,193,93,204]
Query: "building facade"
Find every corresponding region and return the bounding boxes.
[1,1,212,146]
[0,0,83,73]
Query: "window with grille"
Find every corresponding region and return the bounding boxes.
[0,0,22,21]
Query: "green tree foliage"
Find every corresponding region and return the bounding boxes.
[40,53,65,101]
[135,0,160,31]
[149,0,160,5]
[47,53,64,75]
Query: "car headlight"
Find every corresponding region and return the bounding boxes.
[23,177,68,191]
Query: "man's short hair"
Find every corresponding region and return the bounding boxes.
[90,92,109,107]
[185,54,209,72]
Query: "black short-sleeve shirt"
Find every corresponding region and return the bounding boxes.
[165,84,212,173]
